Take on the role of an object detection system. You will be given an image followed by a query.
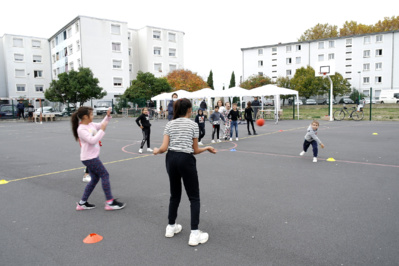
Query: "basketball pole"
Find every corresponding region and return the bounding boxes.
[326,74,333,122]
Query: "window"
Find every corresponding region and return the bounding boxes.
[63,31,67,40]
[376,49,383,56]
[77,58,81,67]
[35,85,43,92]
[286,46,292,52]
[296,45,301,51]
[55,36,58,45]
[52,54,56,63]
[346,38,352,45]
[153,30,161,39]
[51,40,55,48]
[15,69,25,77]
[318,42,324,49]
[328,53,335,60]
[64,47,68,56]
[363,77,369,84]
[32,40,41,48]
[67,28,72,38]
[258,72,263,76]
[111,24,121,35]
[129,64,132,72]
[363,63,370,71]
[258,49,263,55]
[75,22,79,32]
[169,64,177,72]
[364,36,370,44]
[33,55,42,63]
[16,84,26,92]
[14,54,24,62]
[169,48,176,57]
[34,70,43,78]
[375,62,382,70]
[128,32,131,40]
[329,41,335,48]
[154,63,162,72]
[56,52,59,61]
[286,58,292,64]
[363,50,370,58]
[112,42,121,52]
[128,48,131,56]
[113,60,122,69]
[76,40,80,51]
[258,60,263,67]
[154,47,161,55]
[13,38,23,47]
[69,62,74,71]
[68,45,73,55]
[376,35,383,42]
[318,54,324,61]
[286,70,292,76]
[375,76,382,83]
[113,77,122,86]
[168,33,176,42]
[296,57,301,64]
[272,47,277,53]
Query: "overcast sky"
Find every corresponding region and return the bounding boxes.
[0,0,395,90]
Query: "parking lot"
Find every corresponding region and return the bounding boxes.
[0,118,398,265]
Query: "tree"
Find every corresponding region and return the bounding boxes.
[319,72,352,98]
[124,71,171,102]
[276,76,292,106]
[374,16,399,32]
[240,74,273,89]
[349,89,366,102]
[166,69,208,92]
[298,23,339,41]
[207,70,214,90]
[339,21,374,36]
[45,67,106,106]
[290,66,320,99]
[229,71,236,88]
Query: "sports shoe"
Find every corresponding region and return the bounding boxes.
[82,174,91,183]
[198,141,204,146]
[147,148,153,152]
[300,151,305,156]
[165,224,182,238]
[188,230,209,246]
[217,139,222,143]
[236,138,239,141]
[104,199,126,211]
[76,201,96,210]
[248,131,252,135]
[139,149,143,154]
[229,138,232,141]
[211,140,215,143]
[254,132,258,135]
[313,157,317,163]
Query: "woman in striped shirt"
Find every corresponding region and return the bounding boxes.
[153,98,216,246]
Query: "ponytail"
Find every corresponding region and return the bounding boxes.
[71,106,93,141]
[172,98,192,120]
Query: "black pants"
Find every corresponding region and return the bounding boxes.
[166,151,200,230]
[303,140,318,157]
[246,119,255,133]
[18,109,25,119]
[212,124,220,140]
[198,126,205,142]
[140,127,151,148]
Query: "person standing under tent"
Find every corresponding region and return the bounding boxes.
[251,97,261,120]
[168,93,178,121]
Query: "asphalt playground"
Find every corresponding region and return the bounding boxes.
[0,117,398,266]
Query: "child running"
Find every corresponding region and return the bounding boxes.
[299,120,325,162]
[153,98,216,246]
[72,106,125,211]
[209,106,225,143]
[136,107,153,154]
[195,109,206,146]
[227,103,240,141]
[245,101,257,135]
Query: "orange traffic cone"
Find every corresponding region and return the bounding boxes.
[83,233,103,244]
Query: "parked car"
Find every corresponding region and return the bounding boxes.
[322,98,337,105]
[339,97,354,104]
[293,99,303,105]
[34,106,63,117]
[305,99,317,105]
[0,104,18,119]
[378,90,399,104]
[263,99,274,106]
[61,106,76,116]
[362,97,377,104]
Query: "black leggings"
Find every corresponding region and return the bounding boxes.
[212,124,220,140]
[246,119,255,132]
[199,126,205,142]
[140,128,151,148]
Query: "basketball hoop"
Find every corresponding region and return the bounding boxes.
[319,72,327,76]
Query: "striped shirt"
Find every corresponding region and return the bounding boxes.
[164,117,199,154]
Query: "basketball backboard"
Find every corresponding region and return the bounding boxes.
[315,60,336,77]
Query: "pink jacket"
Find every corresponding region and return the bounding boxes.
[78,116,111,161]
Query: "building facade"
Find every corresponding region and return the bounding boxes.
[241,30,399,96]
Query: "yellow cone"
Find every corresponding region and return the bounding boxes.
[372,133,378,135]
[326,158,336,162]
[0,180,9,185]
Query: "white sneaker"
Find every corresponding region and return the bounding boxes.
[300,151,305,156]
[138,149,143,154]
[211,140,215,143]
[188,230,209,246]
[229,138,232,141]
[236,138,239,141]
[82,175,91,183]
[147,148,153,152]
[217,139,221,143]
[165,224,182,238]
[198,141,204,146]
[313,157,317,163]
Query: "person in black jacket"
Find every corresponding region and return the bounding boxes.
[16,100,25,120]
[168,93,178,121]
[251,97,260,120]
[136,107,152,154]
[245,101,257,135]
[195,109,206,145]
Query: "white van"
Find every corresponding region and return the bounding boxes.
[378,90,399,104]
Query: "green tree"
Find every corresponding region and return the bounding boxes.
[240,74,273,89]
[276,76,292,106]
[229,71,236,88]
[298,23,339,41]
[290,66,320,99]
[319,72,352,98]
[349,88,366,102]
[207,70,214,90]
[123,71,172,102]
[45,67,106,106]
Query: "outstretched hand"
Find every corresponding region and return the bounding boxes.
[207,146,217,154]
[321,144,325,149]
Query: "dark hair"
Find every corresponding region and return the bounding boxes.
[198,109,203,115]
[217,100,224,106]
[173,98,192,120]
[71,106,93,141]
[172,93,178,98]
[142,107,148,113]
[247,101,252,108]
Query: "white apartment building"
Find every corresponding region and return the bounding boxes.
[0,15,184,102]
[241,30,399,96]
[0,34,52,100]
